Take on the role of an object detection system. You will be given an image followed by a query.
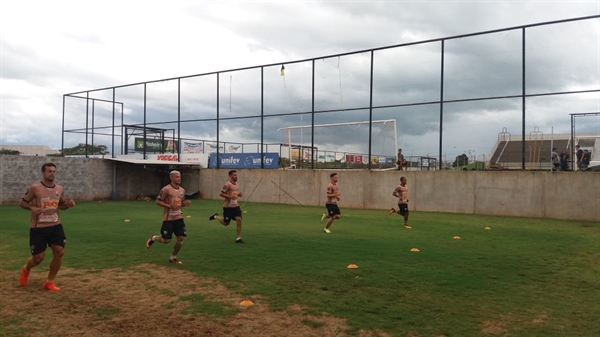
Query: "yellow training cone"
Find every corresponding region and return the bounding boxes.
[453,236,461,239]
[485,226,491,230]
[124,219,130,223]
[243,211,248,213]
[239,299,254,307]
[410,248,420,252]
[347,264,358,269]
[186,215,191,218]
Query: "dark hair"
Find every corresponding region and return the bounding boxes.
[575,145,580,148]
[400,176,406,181]
[41,162,56,172]
[552,148,557,151]
[330,172,337,178]
[228,170,237,176]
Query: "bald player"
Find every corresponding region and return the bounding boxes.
[146,170,192,264]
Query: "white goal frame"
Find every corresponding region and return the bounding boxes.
[277,119,397,159]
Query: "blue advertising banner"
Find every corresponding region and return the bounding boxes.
[208,153,279,169]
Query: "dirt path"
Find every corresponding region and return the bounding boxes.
[0,264,391,337]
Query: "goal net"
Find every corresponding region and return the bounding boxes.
[278,120,397,168]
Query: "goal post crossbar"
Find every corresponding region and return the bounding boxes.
[277,119,396,131]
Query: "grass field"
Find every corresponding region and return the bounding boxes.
[0,200,598,336]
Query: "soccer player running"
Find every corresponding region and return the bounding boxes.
[19,162,76,291]
[322,172,341,233]
[146,170,191,264]
[389,176,411,229]
[209,170,245,243]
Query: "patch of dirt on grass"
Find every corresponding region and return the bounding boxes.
[0,264,390,337]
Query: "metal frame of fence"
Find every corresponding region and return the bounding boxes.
[63,15,600,170]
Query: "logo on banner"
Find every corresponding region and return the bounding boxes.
[183,142,203,153]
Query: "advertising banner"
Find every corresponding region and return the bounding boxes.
[183,141,203,153]
[135,138,178,152]
[208,153,279,169]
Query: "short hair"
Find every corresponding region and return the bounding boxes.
[41,162,56,172]
[400,176,406,181]
[228,170,237,176]
[575,145,580,148]
[170,170,180,177]
[398,148,402,151]
[552,148,557,151]
[330,172,337,178]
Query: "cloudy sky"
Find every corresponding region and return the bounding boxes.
[1,0,599,161]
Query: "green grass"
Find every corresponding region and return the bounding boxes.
[1,200,599,336]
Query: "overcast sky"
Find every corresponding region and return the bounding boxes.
[1,0,599,160]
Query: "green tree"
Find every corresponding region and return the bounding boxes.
[0,148,20,155]
[61,143,109,156]
[453,154,469,168]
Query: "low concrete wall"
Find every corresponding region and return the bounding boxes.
[0,156,199,204]
[199,169,600,222]
[2,156,597,221]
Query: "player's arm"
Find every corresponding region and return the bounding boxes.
[392,187,399,197]
[219,185,231,199]
[58,191,75,210]
[19,187,43,214]
[326,188,339,198]
[155,189,172,209]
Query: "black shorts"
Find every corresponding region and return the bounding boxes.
[160,218,187,239]
[326,204,341,217]
[223,207,242,224]
[398,204,409,216]
[30,224,66,255]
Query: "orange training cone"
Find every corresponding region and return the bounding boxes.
[347,264,358,269]
[240,299,254,307]
[485,226,491,230]
[410,248,420,252]
[453,236,461,239]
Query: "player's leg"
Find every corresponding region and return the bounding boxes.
[234,207,244,243]
[21,228,49,286]
[146,221,172,248]
[400,204,411,228]
[169,220,186,264]
[210,208,230,226]
[43,224,66,291]
[324,204,334,233]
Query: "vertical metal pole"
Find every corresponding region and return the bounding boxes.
[91,100,95,155]
[61,95,66,155]
[178,78,181,161]
[216,73,220,169]
[439,40,445,170]
[85,92,89,157]
[368,50,375,170]
[521,28,527,170]
[143,83,147,160]
[112,89,115,158]
[261,67,265,168]
[311,60,315,169]
[571,114,574,170]
[120,102,124,155]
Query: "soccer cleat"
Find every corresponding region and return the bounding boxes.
[209,213,218,221]
[19,265,30,286]
[146,236,154,249]
[404,225,412,229]
[169,259,183,264]
[388,208,396,215]
[43,281,61,291]
[323,228,331,234]
[320,213,326,223]
[235,239,245,244]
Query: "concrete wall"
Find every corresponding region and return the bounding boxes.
[0,156,199,204]
[2,156,597,221]
[199,169,600,222]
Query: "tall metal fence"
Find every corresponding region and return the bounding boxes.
[63,15,600,170]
